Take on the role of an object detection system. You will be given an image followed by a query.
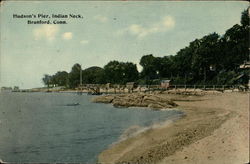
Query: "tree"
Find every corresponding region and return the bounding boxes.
[122,62,139,83]
[157,56,174,79]
[140,54,160,83]
[218,10,249,71]
[82,66,105,84]
[190,33,220,82]
[68,63,82,88]
[241,9,249,27]
[104,61,138,84]
[51,71,69,87]
[42,74,52,88]
[221,24,249,70]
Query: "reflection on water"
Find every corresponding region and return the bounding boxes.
[0,92,182,163]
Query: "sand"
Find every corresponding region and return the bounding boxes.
[98,92,249,164]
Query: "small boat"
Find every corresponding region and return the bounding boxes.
[66,103,80,106]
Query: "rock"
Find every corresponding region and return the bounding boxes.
[92,93,178,110]
[91,95,115,103]
[148,103,163,110]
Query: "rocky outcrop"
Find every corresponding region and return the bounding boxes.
[92,93,178,110]
[92,95,115,103]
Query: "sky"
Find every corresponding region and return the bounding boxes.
[0,1,248,89]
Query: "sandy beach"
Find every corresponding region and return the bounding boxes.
[96,92,249,164]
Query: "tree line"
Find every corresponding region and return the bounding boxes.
[43,10,249,88]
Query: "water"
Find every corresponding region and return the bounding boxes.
[0,92,182,163]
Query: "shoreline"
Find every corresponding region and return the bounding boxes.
[114,111,185,146]
[96,92,249,164]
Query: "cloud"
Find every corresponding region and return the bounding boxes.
[162,16,175,28]
[33,25,59,41]
[118,16,175,38]
[80,40,89,45]
[94,15,108,23]
[62,32,73,40]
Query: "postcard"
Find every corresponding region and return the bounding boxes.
[0,1,249,163]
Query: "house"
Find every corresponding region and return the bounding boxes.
[161,80,171,89]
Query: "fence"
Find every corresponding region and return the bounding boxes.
[78,84,248,94]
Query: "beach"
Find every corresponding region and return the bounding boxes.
[95,92,249,164]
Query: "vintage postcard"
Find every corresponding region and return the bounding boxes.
[0,1,249,163]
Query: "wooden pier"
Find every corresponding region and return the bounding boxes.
[77,84,249,95]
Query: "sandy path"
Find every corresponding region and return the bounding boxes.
[98,92,249,164]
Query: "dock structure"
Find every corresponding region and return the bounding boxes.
[77,83,249,95]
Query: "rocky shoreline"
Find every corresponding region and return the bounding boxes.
[92,93,178,110]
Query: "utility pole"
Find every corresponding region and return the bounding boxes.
[80,64,82,87]
[77,64,82,94]
[203,67,206,84]
[185,73,187,85]
[80,65,82,94]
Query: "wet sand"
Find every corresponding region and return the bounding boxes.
[98,92,249,164]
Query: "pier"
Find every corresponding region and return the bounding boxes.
[77,84,249,95]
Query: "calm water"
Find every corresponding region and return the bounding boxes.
[0,92,182,163]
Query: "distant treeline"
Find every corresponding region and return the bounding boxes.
[43,10,249,89]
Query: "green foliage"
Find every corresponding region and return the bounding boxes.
[221,24,249,70]
[42,74,52,87]
[157,56,174,78]
[241,9,249,27]
[215,71,238,85]
[68,63,81,88]
[104,61,139,84]
[51,71,69,87]
[140,54,161,82]
[82,66,105,84]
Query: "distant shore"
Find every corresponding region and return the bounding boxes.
[96,92,249,164]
